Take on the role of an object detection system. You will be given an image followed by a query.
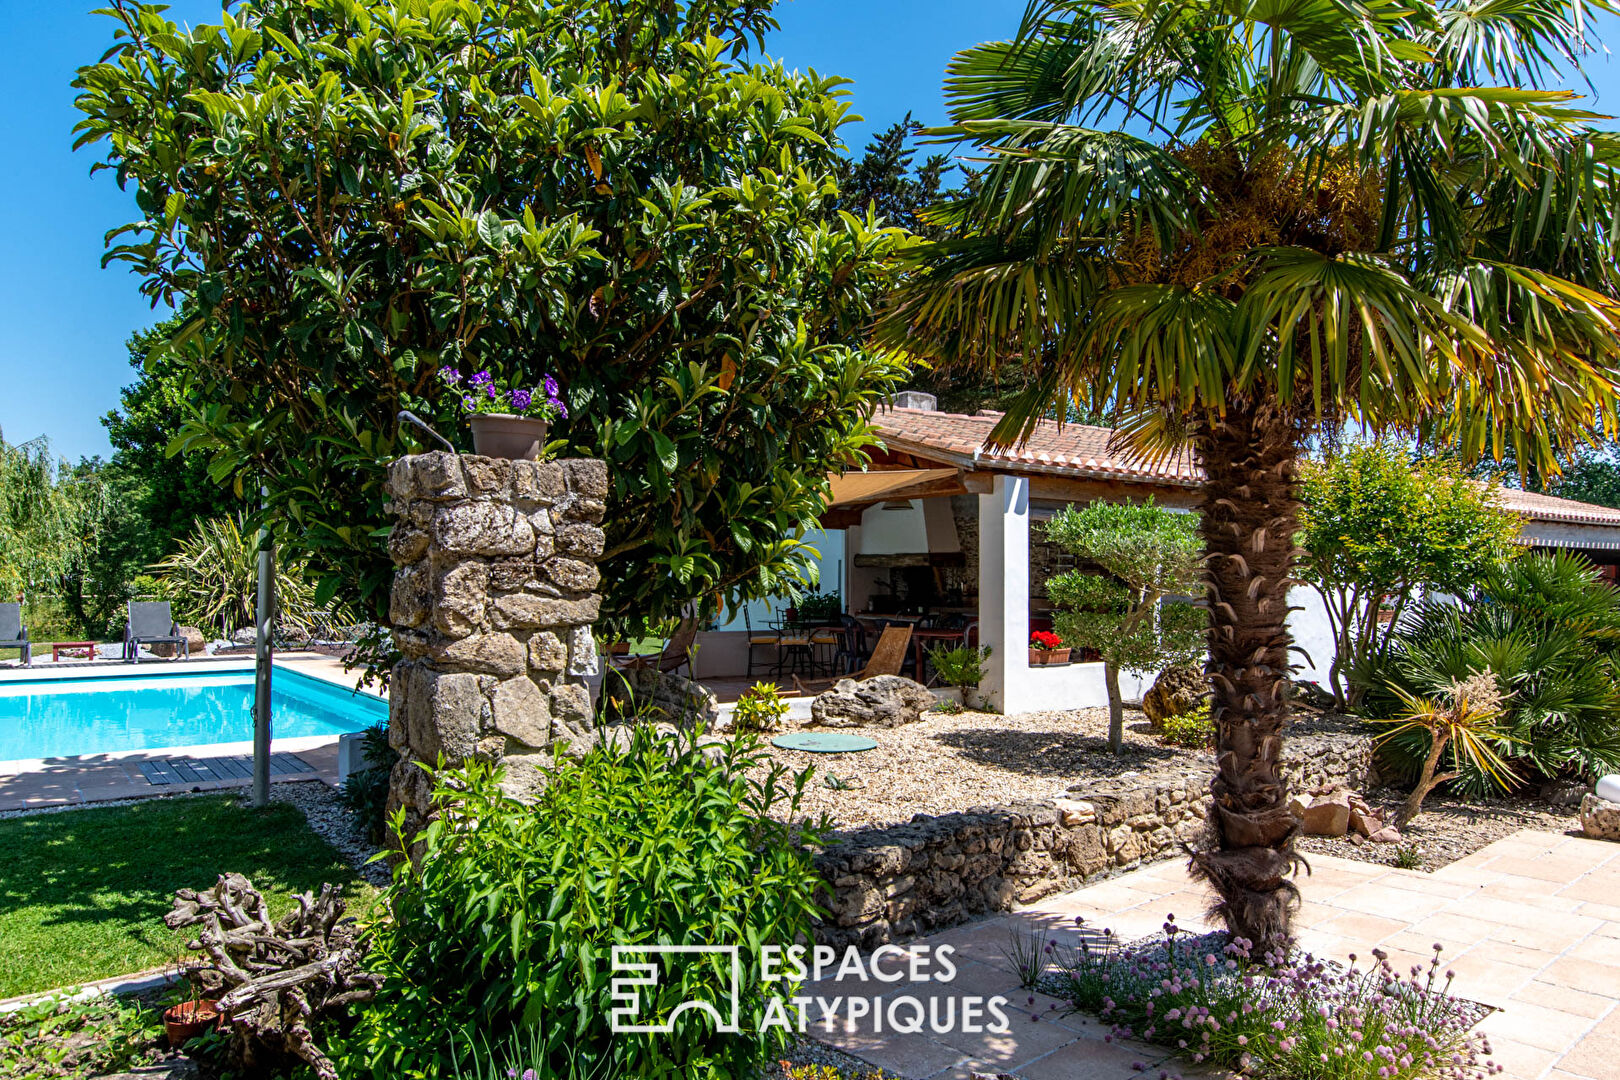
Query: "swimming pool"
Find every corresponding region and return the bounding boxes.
[0,668,385,761]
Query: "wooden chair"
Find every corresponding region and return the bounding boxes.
[791,624,912,696]
[613,618,699,678]
[743,607,781,677]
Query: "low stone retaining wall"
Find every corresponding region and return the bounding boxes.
[812,723,1375,948]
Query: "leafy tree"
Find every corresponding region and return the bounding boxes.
[879,0,1620,949]
[834,115,953,236]
[74,0,910,645]
[1298,443,1524,707]
[54,459,156,639]
[102,314,237,559]
[1044,500,1204,754]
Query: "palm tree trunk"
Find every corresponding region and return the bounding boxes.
[1188,395,1305,955]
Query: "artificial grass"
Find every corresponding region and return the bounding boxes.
[0,794,374,999]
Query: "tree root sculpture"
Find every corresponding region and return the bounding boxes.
[164,872,381,1080]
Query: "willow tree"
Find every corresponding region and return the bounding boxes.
[880,0,1620,951]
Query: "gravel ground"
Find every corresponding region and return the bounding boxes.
[268,780,390,886]
[1295,788,1580,871]
[748,705,1202,831]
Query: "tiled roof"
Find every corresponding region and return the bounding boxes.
[874,405,1620,531]
[872,407,1203,487]
[1494,486,1620,527]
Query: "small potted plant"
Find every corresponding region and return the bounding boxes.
[441,368,567,460]
[1029,630,1070,666]
[162,963,221,1047]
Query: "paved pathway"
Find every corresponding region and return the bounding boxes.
[814,829,1620,1080]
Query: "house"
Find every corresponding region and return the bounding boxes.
[694,396,1620,714]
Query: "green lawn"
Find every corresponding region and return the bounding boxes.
[0,795,375,998]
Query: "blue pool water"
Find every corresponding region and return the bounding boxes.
[0,668,385,761]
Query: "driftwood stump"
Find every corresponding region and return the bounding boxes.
[164,873,380,1080]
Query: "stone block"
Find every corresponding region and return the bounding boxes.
[389,563,432,629]
[492,593,601,630]
[405,668,483,763]
[545,557,601,593]
[564,458,609,497]
[487,558,538,593]
[529,630,567,672]
[436,632,527,676]
[433,502,535,557]
[405,452,467,500]
[462,455,511,495]
[561,498,607,524]
[554,523,606,559]
[387,526,431,565]
[490,675,553,748]
[434,562,489,637]
[567,625,599,677]
[512,460,565,501]
[1581,793,1620,842]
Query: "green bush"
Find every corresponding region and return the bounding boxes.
[1356,551,1620,794]
[346,726,828,1079]
[927,644,990,688]
[732,682,789,733]
[1158,703,1214,749]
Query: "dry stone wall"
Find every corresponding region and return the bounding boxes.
[384,452,607,831]
[812,724,1375,948]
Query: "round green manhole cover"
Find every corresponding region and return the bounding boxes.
[771,732,878,753]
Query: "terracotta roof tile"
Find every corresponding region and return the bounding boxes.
[1494,486,1620,527]
[874,406,1620,531]
[873,407,1203,487]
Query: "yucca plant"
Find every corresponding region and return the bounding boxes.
[879,0,1620,950]
[1371,675,1517,826]
[153,514,317,637]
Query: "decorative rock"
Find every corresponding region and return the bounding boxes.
[1141,664,1207,728]
[1541,778,1588,808]
[151,625,207,659]
[605,666,719,730]
[1053,798,1096,827]
[1368,826,1403,843]
[811,675,937,728]
[1580,793,1620,842]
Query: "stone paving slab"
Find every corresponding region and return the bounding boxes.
[819,829,1619,1080]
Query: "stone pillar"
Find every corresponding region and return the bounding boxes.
[383,452,607,828]
[978,474,1031,714]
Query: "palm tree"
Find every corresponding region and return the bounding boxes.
[879,0,1620,951]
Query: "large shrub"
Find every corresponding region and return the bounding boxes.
[346,726,827,1079]
[74,0,910,644]
[1357,551,1620,795]
[1299,444,1524,706]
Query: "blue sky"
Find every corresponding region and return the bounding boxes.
[2,0,1618,462]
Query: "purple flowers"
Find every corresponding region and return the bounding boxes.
[1051,923,1493,1080]
[442,369,567,423]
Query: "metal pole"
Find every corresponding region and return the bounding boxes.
[252,495,275,807]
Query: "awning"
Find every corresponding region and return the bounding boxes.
[826,469,961,509]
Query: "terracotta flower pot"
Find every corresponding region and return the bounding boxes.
[1028,647,1071,666]
[163,999,221,1047]
[469,414,549,460]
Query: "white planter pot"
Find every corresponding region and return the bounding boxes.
[1596,774,1620,803]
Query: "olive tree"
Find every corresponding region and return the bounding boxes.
[1298,443,1524,707]
[1044,500,1204,754]
[73,0,910,641]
